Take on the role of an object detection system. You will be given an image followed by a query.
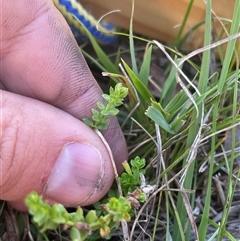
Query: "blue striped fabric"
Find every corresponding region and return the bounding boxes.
[57,0,117,44]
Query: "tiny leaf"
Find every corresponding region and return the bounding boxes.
[96,123,108,130]
[122,161,132,175]
[130,156,146,169]
[97,101,105,110]
[82,118,94,127]
[102,94,111,102]
[70,227,81,241]
[85,210,98,224]
[106,108,119,115]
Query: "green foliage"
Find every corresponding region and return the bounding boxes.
[25,192,131,241]
[24,81,153,240]
[82,83,128,130]
[119,156,146,197]
[121,59,154,105]
[105,196,131,222]
[25,154,150,241]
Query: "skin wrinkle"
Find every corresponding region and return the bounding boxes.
[51,43,101,113]
[40,13,97,108]
[1,1,50,54]
[53,73,97,110]
[1,93,54,199]
[80,82,96,99]
[63,82,101,120]
[47,8,64,38]
[2,32,59,97]
[2,19,9,32]
[2,112,19,168]
[1,116,23,196]
[1,33,26,57]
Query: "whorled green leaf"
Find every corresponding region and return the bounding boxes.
[119,173,135,193]
[32,209,50,227]
[25,191,51,227]
[71,207,84,223]
[130,156,146,170]
[91,109,100,118]
[40,219,59,233]
[85,210,98,224]
[138,192,147,202]
[114,83,129,97]
[85,211,100,231]
[50,203,69,224]
[107,197,131,222]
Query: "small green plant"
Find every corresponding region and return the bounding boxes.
[120,156,146,196]
[25,192,131,241]
[25,156,149,241]
[82,83,128,130]
[24,82,152,241]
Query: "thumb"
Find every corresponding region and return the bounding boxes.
[1,90,114,209]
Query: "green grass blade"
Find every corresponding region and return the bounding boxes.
[198,0,240,239]
[216,6,240,237]
[145,101,175,134]
[122,59,155,104]
[195,1,212,240]
[173,1,212,240]
[174,0,195,47]
[139,44,153,86]
[217,70,239,241]
[161,57,180,106]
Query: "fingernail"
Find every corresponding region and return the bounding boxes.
[45,143,104,206]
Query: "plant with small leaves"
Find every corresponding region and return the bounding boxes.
[25,191,131,241]
[82,83,128,130]
[105,196,131,222]
[119,156,146,197]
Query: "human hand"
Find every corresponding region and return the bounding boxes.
[0,0,127,210]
